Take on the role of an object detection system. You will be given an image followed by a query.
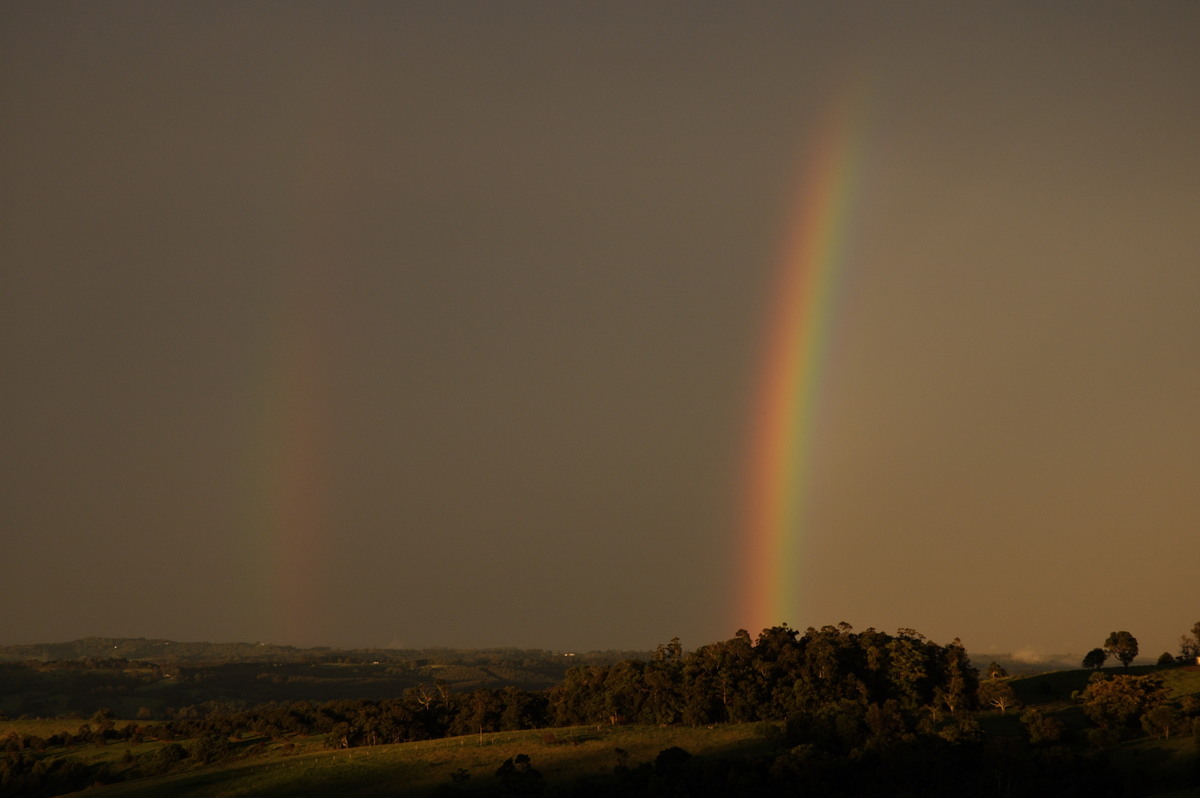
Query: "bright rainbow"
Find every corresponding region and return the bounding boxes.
[738,85,871,635]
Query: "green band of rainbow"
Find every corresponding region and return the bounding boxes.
[738,85,870,634]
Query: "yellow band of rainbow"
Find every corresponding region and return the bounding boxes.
[738,83,871,634]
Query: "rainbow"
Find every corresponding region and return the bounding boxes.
[250,277,332,646]
[738,85,871,635]
[242,68,351,645]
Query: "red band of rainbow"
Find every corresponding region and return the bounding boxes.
[738,84,871,634]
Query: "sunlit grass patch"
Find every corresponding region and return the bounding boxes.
[80,723,782,797]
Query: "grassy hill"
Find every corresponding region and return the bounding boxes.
[4,637,1198,797]
[997,665,1200,798]
[57,723,782,798]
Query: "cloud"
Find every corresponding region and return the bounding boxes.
[1011,647,1045,664]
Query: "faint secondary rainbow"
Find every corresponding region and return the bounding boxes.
[249,276,332,646]
[738,85,871,635]
[243,65,352,646]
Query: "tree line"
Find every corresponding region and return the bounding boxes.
[4,622,1200,797]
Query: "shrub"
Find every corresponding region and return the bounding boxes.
[1088,727,1118,749]
[1141,705,1185,739]
[1021,707,1064,745]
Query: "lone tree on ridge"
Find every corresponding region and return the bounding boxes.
[1104,631,1139,669]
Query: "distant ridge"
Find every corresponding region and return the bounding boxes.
[974,652,1107,673]
[0,636,651,665]
[0,637,315,663]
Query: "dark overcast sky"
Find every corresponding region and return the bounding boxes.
[3,1,1199,661]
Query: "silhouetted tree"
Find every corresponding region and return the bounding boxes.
[1180,621,1200,663]
[1103,631,1138,669]
[1082,648,1108,670]
[933,638,978,715]
[495,753,543,795]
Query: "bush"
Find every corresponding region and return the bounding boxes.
[495,753,543,795]
[655,746,692,770]
[192,734,233,764]
[142,742,188,774]
[1080,673,1169,735]
[1141,705,1185,739]
[1021,707,1064,745]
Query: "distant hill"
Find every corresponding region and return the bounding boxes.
[0,637,313,664]
[973,653,1085,674]
[0,637,656,713]
[0,636,649,666]
[0,638,654,718]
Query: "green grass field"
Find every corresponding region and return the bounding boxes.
[0,718,97,738]
[1159,666,1200,699]
[1010,663,1200,705]
[72,723,781,798]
